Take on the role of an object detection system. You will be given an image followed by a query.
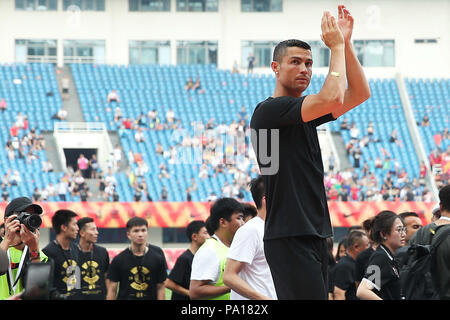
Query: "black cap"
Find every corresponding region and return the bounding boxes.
[4,197,43,217]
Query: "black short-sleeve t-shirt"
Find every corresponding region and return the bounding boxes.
[355,246,375,283]
[362,244,401,300]
[42,241,81,299]
[78,245,110,300]
[333,255,358,300]
[168,249,194,300]
[250,96,335,240]
[107,245,168,300]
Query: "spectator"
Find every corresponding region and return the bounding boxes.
[0,98,7,112]
[134,128,145,143]
[166,220,210,300]
[189,198,245,300]
[77,154,89,178]
[421,114,430,127]
[61,75,70,100]
[160,186,168,201]
[107,217,168,300]
[51,108,68,121]
[185,77,194,91]
[247,53,255,74]
[193,78,205,94]
[107,89,120,104]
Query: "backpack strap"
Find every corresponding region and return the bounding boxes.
[430,225,450,249]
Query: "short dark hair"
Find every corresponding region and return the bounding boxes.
[52,209,78,234]
[242,203,257,220]
[362,217,374,232]
[347,230,366,249]
[126,217,148,231]
[370,210,401,244]
[206,198,244,235]
[439,184,450,212]
[273,39,311,63]
[249,176,265,209]
[77,217,94,232]
[398,211,420,220]
[186,220,206,242]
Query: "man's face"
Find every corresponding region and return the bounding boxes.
[80,222,99,244]
[127,225,148,246]
[193,226,210,246]
[273,47,313,95]
[64,217,79,241]
[404,216,423,242]
[224,212,245,239]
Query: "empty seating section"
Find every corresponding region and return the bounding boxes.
[0,63,67,200]
[327,78,420,189]
[405,78,450,154]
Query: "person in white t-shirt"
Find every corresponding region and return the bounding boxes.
[189,198,245,300]
[223,176,277,300]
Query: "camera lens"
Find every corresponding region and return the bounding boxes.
[25,214,42,230]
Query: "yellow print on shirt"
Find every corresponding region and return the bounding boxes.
[128,266,150,292]
[81,260,100,289]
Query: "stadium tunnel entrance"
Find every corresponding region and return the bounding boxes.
[63,148,97,177]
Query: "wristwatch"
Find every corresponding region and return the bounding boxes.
[30,250,40,261]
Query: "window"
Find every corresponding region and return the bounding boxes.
[15,39,57,63]
[177,0,218,12]
[63,0,105,11]
[354,40,395,67]
[129,0,170,11]
[414,39,438,44]
[241,40,279,68]
[241,0,282,12]
[64,40,106,64]
[129,40,171,64]
[177,41,218,65]
[308,40,330,67]
[15,0,57,11]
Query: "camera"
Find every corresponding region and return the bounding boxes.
[15,212,42,232]
[22,262,66,300]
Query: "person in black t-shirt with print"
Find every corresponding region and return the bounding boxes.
[165,220,210,300]
[357,211,406,300]
[43,209,81,299]
[106,217,167,300]
[250,6,370,300]
[333,230,369,300]
[76,217,109,300]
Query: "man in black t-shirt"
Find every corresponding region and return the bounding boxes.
[76,217,109,300]
[166,220,210,300]
[107,217,167,300]
[333,231,369,300]
[250,6,370,300]
[43,209,81,299]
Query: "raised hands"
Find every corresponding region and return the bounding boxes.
[337,5,354,43]
[320,11,345,50]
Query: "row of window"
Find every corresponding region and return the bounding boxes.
[15,39,396,67]
[15,0,283,12]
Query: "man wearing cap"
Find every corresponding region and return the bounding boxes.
[0,197,47,300]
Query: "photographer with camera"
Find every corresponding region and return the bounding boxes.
[0,197,47,300]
